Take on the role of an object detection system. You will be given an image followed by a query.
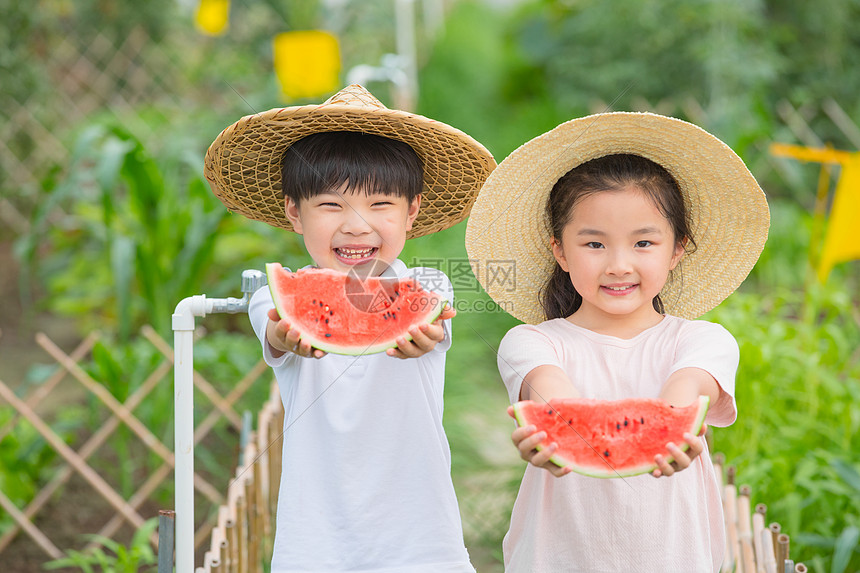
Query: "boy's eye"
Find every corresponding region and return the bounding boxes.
[372,201,394,207]
[635,240,652,248]
[586,242,604,249]
[319,202,341,208]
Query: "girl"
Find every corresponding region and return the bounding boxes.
[465,113,770,572]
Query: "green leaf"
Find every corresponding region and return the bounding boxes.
[831,459,860,495]
[110,234,136,341]
[831,526,860,573]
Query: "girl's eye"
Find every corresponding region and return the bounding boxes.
[635,240,652,248]
[586,242,604,249]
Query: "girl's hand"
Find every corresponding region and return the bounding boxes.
[266,307,327,359]
[386,304,456,359]
[651,423,707,478]
[507,405,572,478]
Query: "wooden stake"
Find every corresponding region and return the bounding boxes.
[793,564,807,573]
[157,510,176,573]
[723,484,739,573]
[776,534,790,570]
[768,522,781,547]
[752,503,766,573]
[737,485,755,573]
[760,527,777,573]
[235,488,247,573]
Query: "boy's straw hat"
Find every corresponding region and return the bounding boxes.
[465,112,770,324]
[204,84,497,239]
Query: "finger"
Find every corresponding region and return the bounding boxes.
[312,348,327,359]
[297,339,316,357]
[285,328,302,347]
[386,347,409,360]
[436,304,456,322]
[406,325,435,351]
[393,337,421,358]
[528,441,557,466]
[684,433,704,458]
[418,323,445,343]
[516,430,548,456]
[653,453,675,477]
[507,405,516,420]
[267,307,282,322]
[697,422,708,437]
[511,425,538,446]
[666,442,691,470]
[548,464,573,478]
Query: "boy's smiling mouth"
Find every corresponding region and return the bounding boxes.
[334,246,378,262]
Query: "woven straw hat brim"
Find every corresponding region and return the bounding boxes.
[204,95,497,239]
[465,112,770,324]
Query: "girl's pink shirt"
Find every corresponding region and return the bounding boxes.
[498,315,739,572]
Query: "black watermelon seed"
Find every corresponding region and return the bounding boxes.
[325,319,329,324]
[640,417,645,424]
[546,409,552,415]
[325,333,332,338]
[624,419,629,427]
[616,423,621,430]
[603,450,610,457]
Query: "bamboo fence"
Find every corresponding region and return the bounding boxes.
[189,381,284,573]
[713,453,806,573]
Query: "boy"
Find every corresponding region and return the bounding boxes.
[204,85,496,572]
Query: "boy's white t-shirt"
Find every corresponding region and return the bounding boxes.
[249,259,474,573]
[498,316,739,573]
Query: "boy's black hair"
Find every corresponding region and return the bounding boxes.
[280,131,423,203]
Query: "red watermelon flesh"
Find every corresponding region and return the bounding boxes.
[266,263,446,356]
[512,396,709,478]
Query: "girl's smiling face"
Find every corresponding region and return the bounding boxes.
[551,186,685,335]
[285,183,420,277]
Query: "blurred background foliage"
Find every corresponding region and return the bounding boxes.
[1,0,860,571]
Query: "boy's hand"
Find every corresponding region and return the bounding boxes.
[386,304,456,360]
[651,423,707,478]
[507,405,572,478]
[266,307,327,359]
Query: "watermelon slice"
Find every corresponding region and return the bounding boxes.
[265,263,446,356]
[512,396,709,478]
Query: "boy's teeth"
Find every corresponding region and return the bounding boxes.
[338,247,374,259]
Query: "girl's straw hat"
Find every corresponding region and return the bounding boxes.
[465,112,770,324]
[204,84,497,239]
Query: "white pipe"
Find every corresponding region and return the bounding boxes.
[173,295,209,573]
[171,270,265,572]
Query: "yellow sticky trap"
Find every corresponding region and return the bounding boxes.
[770,143,851,165]
[818,153,860,281]
[273,31,341,100]
[195,0,230,36]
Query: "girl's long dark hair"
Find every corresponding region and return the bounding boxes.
[539,154,696,320]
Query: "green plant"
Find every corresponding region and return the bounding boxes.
[44,517,159,573]
[16,122,303,340]
[704,203,860,571]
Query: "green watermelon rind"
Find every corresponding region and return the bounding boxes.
[512,395,710,479]
[265,263,446,356]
